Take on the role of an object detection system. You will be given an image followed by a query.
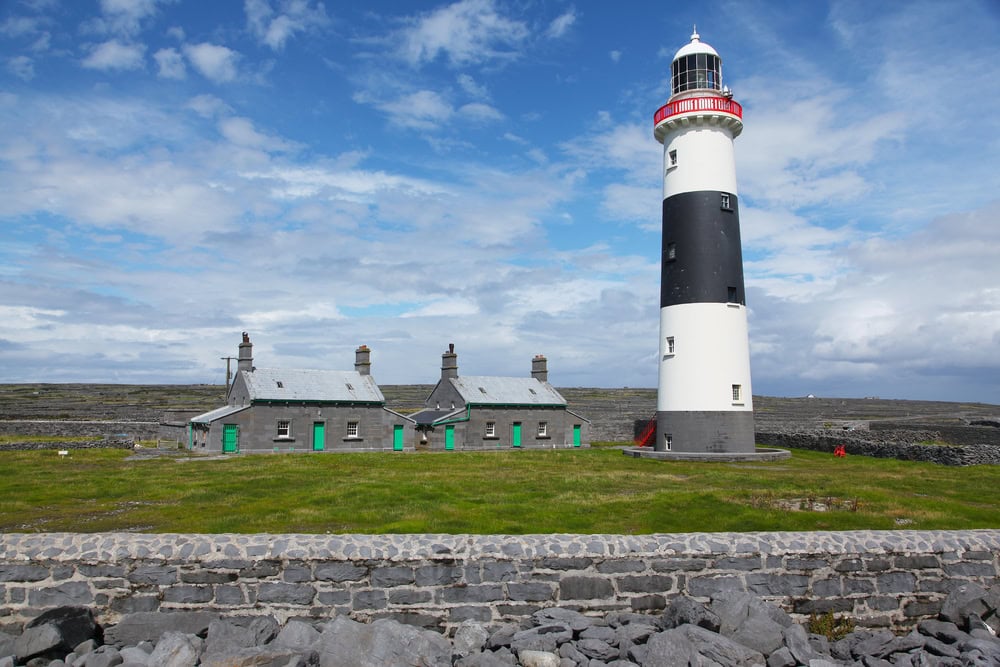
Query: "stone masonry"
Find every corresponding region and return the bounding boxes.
[1,531,997,635]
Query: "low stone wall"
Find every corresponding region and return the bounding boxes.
[756,430,1000,466]
[0,437,135,452]
[1,531,997,634]
[0,420,158,440]
[870,421,1000,447]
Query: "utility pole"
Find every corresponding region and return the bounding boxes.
[220,356,236,396]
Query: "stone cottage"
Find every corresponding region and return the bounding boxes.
[409,344,590,450]
[189,335,414,453]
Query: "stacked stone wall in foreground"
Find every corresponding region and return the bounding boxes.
[1,531,997,635]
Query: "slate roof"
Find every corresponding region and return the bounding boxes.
[242,368,384,403]
[410,407,465,426]
[451,376,566,406]
[190,404,250,424]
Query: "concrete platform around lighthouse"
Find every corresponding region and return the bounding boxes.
[622,447,790,462]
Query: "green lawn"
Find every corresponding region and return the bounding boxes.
[0,446,997,534]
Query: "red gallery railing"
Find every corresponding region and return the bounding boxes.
[654,96,743,125]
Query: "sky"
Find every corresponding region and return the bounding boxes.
[1,0,999,403]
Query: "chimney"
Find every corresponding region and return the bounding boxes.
[355,344,371,376]
[531,354,548,383]
[238,332,254,373]
[441,343,458,381]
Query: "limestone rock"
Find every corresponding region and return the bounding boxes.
[315,616,450,667]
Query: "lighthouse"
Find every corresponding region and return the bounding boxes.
[653,29,754,454]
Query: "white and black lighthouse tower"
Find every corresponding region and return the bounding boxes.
[653,29,754,454]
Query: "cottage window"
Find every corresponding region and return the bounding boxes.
[537,422,547,437]
[347,421,359,438]
[276,420,291,438]
[485,421,496,437]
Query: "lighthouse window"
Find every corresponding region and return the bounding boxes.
[666,336,675,355]
[732,384,742,402]
[664,434,673,451]
[669,149,677,167]
[720,193,731,209]
[666,242,676,260]
[728,286,738,303]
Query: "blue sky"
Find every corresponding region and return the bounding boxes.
[1,0,999,403]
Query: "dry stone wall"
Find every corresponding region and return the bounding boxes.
[1,531,997,635]
[756,431,1000,466]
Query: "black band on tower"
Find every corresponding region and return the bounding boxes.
[661,190,746,309]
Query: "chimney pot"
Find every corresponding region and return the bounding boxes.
[441,344,458,381]
[238,333,254,374]
[531,354,548,383]
[355,344,372,376]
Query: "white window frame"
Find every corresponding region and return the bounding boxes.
[537,422,547,437]
[276,420,291,439]
[485,421,496,437]
[721,193,731,209]
[347,421,359,438]
[732,384,742,403]
[669,149,677,167]
[666,336,675,355]
[664,434,672,451]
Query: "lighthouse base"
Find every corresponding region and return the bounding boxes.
[655,411,755,454]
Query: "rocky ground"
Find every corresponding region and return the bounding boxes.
[1,384,997,443]
[3,582,998,666]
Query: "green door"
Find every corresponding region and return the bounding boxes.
[573,424,581,447]
[393,425,404,451]
[445,425,455,450]
[512,422,522,448]
[312,422,325,451]
[222,424,238,453]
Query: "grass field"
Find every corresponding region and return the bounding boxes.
[1,446,997,534]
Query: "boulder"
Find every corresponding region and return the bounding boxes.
[660,595,720,632]
[272,620,321,652]
[146,632,203,667]
[453,620,489,657]
[104,611,219,648]
[510,623,574,654]
[643,624,765,667]
[315,616,451,667]
[14,607,100,663]
[939,583,990,627]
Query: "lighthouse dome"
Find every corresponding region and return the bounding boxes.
[673,28,719,61]
[670,28,723,97]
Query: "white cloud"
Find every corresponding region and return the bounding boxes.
[88,0,167,36]
[363,89,454,130]
[456,73,489,100]
[153,47,185,79]
[545,9,576,39]
[609,50,621,63]
[185,94,232,118]
[0,16,44,38]
[457,102,503,123]
[183,42,240,83]
[81,39,146,71]
[219,117,300,153]
[7,56,35,81]
[399,0,529,67]
[245,0,330,51]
